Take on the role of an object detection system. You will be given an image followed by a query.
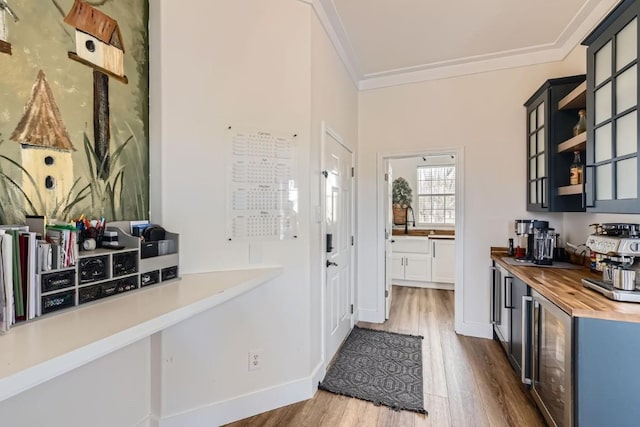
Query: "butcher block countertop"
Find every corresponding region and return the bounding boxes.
[491,249,640,323]
[392,229,454,237]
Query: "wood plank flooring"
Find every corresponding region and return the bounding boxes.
[225,286,545,427]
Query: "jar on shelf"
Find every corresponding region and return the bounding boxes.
[573,109,586,136]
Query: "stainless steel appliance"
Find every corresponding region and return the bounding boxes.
[532,221,555,265]
[523,290,573,427]
[582,223,640,302]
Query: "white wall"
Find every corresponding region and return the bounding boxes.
[357,46,586,332]
[154,0,315,424]
[309,11,359,372]
[0,339,151,427]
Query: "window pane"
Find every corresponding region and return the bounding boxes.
[537,103,545,127]
[595,82,612,125]
[529,134,536,156]
[595,41,612,86]
[596,164,613,200]
[616,18,637,72]
[617,158,637,199]
[595,123,613,162]
[530,158,537,180]
[538,130,545,154]
[538,153,545,177]
[416,165,455,224]
[530,181,537,204]
[616,111,637,157]
[530,110,537,132]
[616,64,637,114]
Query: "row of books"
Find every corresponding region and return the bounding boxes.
[0,224,78,332]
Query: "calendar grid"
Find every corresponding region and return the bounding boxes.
[227,128,299,240]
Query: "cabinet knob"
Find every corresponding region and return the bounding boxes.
[326,260,338,268]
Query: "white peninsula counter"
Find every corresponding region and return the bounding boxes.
[0,266,282,403]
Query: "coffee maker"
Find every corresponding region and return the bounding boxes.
[514,220,535,260]
[532,220,555,265]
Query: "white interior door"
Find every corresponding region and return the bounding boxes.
[324,131,353,362]
[385,161,393,319]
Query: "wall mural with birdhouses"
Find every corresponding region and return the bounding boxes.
[0,0,149,224]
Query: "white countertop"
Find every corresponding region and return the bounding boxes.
[0,266,282,402]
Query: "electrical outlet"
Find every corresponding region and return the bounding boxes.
[248,350,262,371]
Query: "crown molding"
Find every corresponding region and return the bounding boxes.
[305,0,619,91]
[306,0,360,87]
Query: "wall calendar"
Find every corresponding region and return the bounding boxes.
[227,127,299,240]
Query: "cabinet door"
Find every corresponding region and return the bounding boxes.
[431,239,455,283]
[527,98,549,211]
[391,253,405,280]
[585,4,640,213]
[404,253,431,281]
[509,276,530,380]
[525,76,587,212]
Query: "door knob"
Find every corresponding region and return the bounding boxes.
[326,260,338,268]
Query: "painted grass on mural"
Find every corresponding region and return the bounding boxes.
[0,131,145,224]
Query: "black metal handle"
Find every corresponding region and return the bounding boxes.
[504,276,514,309]
[326,234,333,253]
[326,260,338,268]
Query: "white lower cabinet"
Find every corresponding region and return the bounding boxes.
[392,252,431,281]
[391,236,455,285]
[431,239,455,284]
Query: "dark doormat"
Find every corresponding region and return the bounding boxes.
[319,326,427,414]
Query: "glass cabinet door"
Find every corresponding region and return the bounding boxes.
[586,4,640,213]
[528,101,547,208]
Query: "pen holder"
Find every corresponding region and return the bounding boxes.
[80,227,103,250]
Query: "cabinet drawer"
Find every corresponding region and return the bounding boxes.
[40,269,76,293]
[392,237,430,254]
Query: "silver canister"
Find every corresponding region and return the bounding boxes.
[613,268,636,291]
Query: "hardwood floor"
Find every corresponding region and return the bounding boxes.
[225,286,545,427]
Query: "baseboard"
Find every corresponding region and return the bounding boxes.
[456,321,493,339]
[357,308,384,323]
[159,364,324,427]
[134,414,153,427]
[395,281,454,290]
[311,360,325,389]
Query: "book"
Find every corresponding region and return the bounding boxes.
[1,233,14,327]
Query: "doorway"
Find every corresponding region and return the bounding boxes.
[378,149,464,333]
[321,123,355,364]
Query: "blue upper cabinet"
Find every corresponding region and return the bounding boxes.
[525,76,587,212]
[583,0,640,213]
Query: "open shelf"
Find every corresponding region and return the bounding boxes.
[558,184,582,196]
[557,132,587,153]
[558,81,586,110]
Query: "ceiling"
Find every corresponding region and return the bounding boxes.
[312,0,620,90]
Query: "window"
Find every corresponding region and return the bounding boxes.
[417,165,455,225]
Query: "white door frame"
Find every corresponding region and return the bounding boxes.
[377,147,464,333]
[320,121,356,366]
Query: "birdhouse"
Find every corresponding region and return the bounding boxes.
[0,0,18,55]
[64,0,125,78]
[10,70,75,215]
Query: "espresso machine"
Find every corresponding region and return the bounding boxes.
[582,223,640,302]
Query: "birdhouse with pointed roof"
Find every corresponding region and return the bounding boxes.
[0,0,19,55]
[10,70,75,215]
[64,0,125,80]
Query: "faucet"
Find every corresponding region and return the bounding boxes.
[404,206,416,234]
